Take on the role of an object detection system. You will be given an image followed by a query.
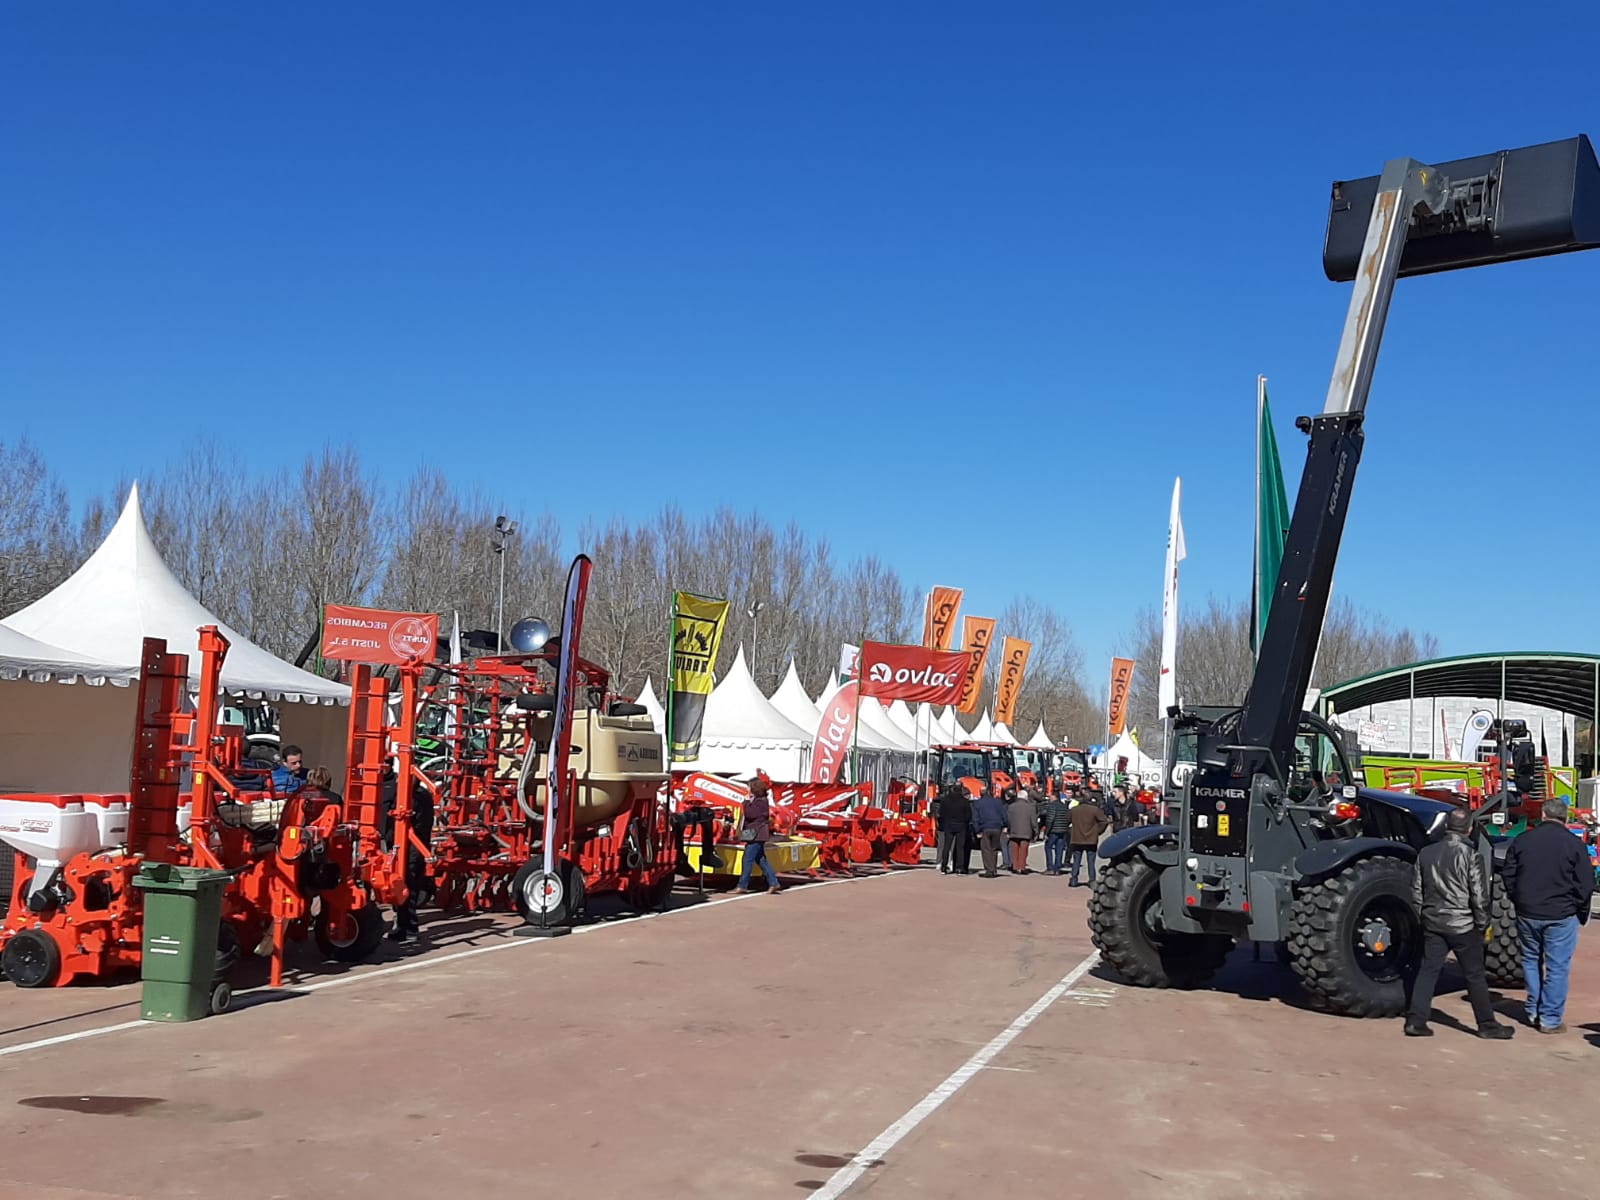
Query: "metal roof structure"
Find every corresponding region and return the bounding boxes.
[1320,653,1600,721]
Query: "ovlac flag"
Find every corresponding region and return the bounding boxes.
[1158,477,1186,714]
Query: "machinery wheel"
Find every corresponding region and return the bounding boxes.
[512,861,584,927]
[2,929,62,988]
[214,922,241,979]
[209,980,233,1015]
[1485,872,1524,990]
[313,903,386,964]
[1088,858,1234,989]
[1287,856,1419,1017]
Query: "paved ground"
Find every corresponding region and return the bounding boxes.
[2,852,1597,1200]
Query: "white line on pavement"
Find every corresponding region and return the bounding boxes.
[809,949,1103,1200]
[0,868,907,1061]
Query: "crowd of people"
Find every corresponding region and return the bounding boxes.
[931,778,1147,883]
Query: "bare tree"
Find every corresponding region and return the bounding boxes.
[0,438,78,614]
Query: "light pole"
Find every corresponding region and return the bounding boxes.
[491,515,517,651]
[746,599,765,680]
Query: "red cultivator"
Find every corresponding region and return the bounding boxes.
[771,782,925,873]
[378,557,677,930]
[1,627,386,990]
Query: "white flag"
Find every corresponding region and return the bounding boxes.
[1158,477,1186,713]
[839,642,860,681]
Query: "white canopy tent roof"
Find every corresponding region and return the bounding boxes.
[1,486,349,792]
[992,721,1019,745]
[932,706,962,745]
[859,696,918,752]
[814,671,839,707]
[1093,730,1160,779]
[5,485,348,705]
[1027,722,1054,749]
[0,624,135,686]
[634,676,666,734]
[886,700,919,742]
[968,710,995,742]
[769,660,822,736]
[680,647,812,777]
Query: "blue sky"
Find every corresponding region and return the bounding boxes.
[4,3,1598,680]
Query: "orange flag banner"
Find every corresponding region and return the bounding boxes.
[922,586,963,651]
[993,636,1032,727]
[956,616,996,715]
[1106,657,1135,737]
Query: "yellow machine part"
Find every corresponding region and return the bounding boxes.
[685,836,821,877]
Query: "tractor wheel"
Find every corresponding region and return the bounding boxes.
[1287,856,1419,1018]
[1485,873,1524,990]
[2,929,62,988]
[1089,858,1234,989]
[314,903,386,964]
[512,861,584,927]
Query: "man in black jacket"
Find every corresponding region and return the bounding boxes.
[936,784,973,876]
[1406,808,1514,1039]
[1502,797,1594,1033]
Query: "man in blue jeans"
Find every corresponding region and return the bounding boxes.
[1040,790,1073,875]
[1501,796,1594,1034]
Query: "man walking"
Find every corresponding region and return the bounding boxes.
[1041,789,1073,875]
[1006,787,1038,874]
[1068,788,1109,887]
[1502,796,1594,1034]
[974,788,1009,878]
[1405,808,1513,1039]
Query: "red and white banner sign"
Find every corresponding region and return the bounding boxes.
[321,605,439,666]
[810,681,859,784]
[858,641,970,705]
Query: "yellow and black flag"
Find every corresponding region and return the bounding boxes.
[668,591,730,761]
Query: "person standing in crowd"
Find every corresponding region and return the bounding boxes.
[272,745,308,795]
[1502,796,1594,1034]
[1405,808,1514,1039]
[382,764,437,943]
[1109,784,1133,832]
[974,787,1009,878]
[1006,787,1038,874]
[936,782,973,875]
[1068,788,1109,887]
[736,776,784,894]
[1041,788,1073,876]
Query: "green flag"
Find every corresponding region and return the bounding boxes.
[1253,378,1291,659]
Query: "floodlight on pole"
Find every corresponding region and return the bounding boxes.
[747,600,766,678]
[491,515,518,652]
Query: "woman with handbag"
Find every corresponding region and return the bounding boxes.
[736,775,785,894]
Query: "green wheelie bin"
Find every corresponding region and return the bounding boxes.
[132,863,234,1021]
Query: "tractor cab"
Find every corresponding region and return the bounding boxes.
[930,746,996,799]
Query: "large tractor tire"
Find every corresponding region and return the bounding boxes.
[1089,858,1234,989]
[1287,856,1419,1017]
[1485,873,1524,990]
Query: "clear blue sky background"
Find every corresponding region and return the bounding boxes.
[4,3,1597,681]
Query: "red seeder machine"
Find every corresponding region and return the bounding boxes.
[0,627,389,990]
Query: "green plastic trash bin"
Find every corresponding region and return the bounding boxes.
[132,863,233,1021]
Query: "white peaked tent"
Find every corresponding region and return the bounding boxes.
[886,700,919,742]
[1027,722,1055,750]
[682,647,812,778]
[993,721,1019,745]
[769,661,822,736]
[634,677,666,734]
[814,671,839,707]
[969,710,996,742]
[933,706,962,745]
[860,697,918,753]
[2,485,350,792]
[1093,730,1160,780]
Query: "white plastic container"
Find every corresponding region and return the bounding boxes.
[0,794,100,901]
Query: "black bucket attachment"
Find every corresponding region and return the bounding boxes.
[1324,135,1600,281]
